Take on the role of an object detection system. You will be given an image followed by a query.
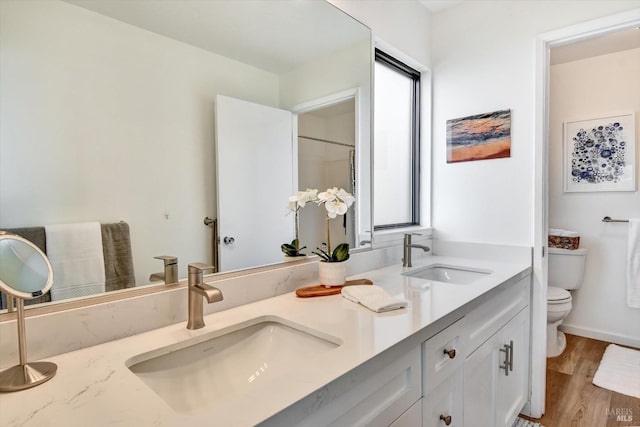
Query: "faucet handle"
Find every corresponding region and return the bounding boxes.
[188,262,216,274]
[154,255,178,266]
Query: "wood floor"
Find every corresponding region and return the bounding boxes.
[523,334,640,427]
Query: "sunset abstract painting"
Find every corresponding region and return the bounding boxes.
[446,109,511,163]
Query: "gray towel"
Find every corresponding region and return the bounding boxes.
[101,222,136,292]
[5,226,46,253]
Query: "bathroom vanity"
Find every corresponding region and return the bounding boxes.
[0,255,531,426]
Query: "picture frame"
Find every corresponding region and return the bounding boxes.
[446,109,511,163]
[563,113,636,192]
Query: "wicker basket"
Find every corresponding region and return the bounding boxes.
[548,234,580,250]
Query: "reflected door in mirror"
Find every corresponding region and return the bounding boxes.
[215,95,294,271]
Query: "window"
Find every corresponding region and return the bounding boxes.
[373,49,420,229]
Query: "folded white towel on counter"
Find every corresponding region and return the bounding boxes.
[627,219,640,308]
[45,222,106,301]
[341,285,408,313]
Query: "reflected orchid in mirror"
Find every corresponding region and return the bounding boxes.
[317,187,355,218]
[282,189,318,257]
[286,188,318,214]
[313,187,355,263]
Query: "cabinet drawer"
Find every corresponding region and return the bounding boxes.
[465,276,529,352]
[390,398,422,427]
[423,317,465,395]
[423,370,463,427]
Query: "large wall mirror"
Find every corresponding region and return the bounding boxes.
[0,0,372,310]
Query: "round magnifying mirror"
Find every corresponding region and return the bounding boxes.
[0,231,56,392]
[0,231,53,299]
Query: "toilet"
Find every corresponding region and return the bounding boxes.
[547,247,587,357]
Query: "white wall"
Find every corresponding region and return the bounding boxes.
[430,0,640,246]
[0,1,279,285]
[550,48,640,345]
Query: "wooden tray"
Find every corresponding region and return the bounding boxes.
[295,279,373,298]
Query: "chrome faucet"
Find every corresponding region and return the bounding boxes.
[402,233,430,268]
[149,256,178,284]
[187,263,223,330]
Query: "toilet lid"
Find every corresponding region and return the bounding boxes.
[548,286,571,302]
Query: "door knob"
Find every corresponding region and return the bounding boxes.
[223,236,235,245]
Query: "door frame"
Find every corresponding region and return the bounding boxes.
[532,8,640,418]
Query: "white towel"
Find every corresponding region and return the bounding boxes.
[628,219,640,308]
[341,285,407,313]
[45,222,106,301]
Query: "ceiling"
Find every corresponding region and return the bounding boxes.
[64,0,369,74]
[551,28,640,65]
[417,0,464,13]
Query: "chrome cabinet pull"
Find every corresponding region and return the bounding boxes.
[443,348,456,359]
[499,343,510,376]
[439,414,452,425]
[508,340,514,372]
[499,340,514,375]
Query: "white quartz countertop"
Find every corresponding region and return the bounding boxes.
[0,255,530,427]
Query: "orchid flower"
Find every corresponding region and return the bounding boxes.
[317,187,355,218]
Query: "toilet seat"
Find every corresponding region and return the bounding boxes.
[548,286,571,303]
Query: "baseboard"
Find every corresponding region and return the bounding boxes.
[560,324,640,349]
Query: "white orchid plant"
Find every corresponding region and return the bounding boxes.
[313,187,355,263]
[281,188,318,257]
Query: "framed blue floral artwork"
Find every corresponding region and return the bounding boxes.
[563,113,636,192]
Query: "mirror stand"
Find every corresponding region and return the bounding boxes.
[0,297,57,392]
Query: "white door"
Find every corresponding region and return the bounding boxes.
[215,95,294,272]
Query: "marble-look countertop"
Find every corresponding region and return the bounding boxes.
[0,255,530,426]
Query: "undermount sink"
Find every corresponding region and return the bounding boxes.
[403,264,491,285]
[126,316,341,414]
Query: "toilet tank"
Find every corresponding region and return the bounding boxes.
[548,247,587,290]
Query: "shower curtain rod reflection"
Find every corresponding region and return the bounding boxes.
[298,135,354,148]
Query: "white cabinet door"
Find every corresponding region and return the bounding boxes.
[463,306,530,427]
[215,95,294,272]
[463,334,499,427]
[496,307,530,427]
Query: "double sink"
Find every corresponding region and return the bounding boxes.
[126,264,490,414]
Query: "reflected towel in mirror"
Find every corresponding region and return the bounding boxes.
[45,222,106,301]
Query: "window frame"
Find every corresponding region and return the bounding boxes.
[373,48,421,230]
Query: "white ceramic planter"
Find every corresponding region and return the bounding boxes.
[318,261,347,287]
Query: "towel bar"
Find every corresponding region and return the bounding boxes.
[602,216,629,223]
